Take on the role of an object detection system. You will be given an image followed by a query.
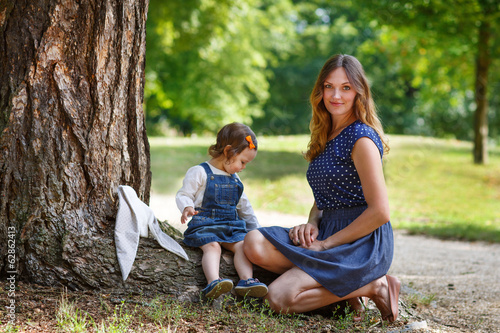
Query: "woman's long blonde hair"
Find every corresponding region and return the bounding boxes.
[304,54,389,162]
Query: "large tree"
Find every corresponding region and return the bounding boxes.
[0,0,275,299]
[0,0,266,300]
[0,0,156,289]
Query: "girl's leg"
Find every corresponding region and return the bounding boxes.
[222,240,269,297]
[200,242,222,283]
[243,230,294,274]
[221,241,252,280]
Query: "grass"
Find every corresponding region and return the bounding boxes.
[405,292,437,308]
[56,289,92,332]
[150,134,500,243]
[149,135,313,215]
[44,291,393,333]
[384,135,500,242]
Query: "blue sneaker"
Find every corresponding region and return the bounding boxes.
[234,278,268,297]
[202,278,233,299]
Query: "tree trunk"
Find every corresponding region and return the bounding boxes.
[119,224,279,301]
[0,0,153,289]
[473,19,490,164]
[0,0,265,298]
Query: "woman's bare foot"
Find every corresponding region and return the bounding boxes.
[347,297,367,322]
[370,275,401,322]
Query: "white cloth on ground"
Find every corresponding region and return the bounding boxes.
[115,185,189,281]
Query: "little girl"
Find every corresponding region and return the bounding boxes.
[176,122,268,299]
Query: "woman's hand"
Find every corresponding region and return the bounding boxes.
[305,239,328,251]
[288,223,319,248]
[181,206,198,224]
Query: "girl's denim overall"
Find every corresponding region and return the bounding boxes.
[183,162,247,247]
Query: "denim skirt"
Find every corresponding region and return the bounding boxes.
[258,205,394,297]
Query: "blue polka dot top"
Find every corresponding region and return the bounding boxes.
[306,120,384,210]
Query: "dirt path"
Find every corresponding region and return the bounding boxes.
[391,231,500,332]
[151,194,500,332]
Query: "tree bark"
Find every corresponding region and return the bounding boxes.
[117,224,278,301]
[0,0,152,289]
[0,0,265,298]
[473,16,491,164]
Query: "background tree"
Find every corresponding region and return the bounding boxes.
[254,0,381,134]
[353,0,500,164]
[145,0,297,136]
[143,0,499,162]
[0,0,153,289]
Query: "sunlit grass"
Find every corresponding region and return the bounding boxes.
[149,134,500,242]
[56,290,92,332]
[48,291,386,332]
[384,135,500,242]
[148,135,313,215]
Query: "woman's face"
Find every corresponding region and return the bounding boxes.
[322,67,357,118]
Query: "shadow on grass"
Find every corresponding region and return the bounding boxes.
[404,223,500,243]
[150,145,309,195]
[391,135,500,159]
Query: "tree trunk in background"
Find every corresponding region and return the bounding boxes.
[0,0,152,289]
[473,19,490,165]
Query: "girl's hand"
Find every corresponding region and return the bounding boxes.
[181,207,198,224]
[288,223,319,248]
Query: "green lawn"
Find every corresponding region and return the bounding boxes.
[149,135,500,243]
[384,135,500,242]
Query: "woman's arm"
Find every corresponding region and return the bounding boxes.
[312,137,390,251]
[307,201,322,227]
[289,201,321,247]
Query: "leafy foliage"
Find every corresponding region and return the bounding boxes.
[145,0,500,144]
[352,0,500,141]
[145,0,297,135]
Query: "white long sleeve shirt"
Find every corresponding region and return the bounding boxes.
[175,162,260,231]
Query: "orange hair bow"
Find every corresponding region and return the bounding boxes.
[245,136,256,149]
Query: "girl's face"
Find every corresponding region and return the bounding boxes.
[322,67,357,118]
[223,147,257,174]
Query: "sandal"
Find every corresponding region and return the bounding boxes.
[382,275,401,322]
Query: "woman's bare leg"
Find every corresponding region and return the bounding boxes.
[244,230,398,320]
[243,230,294,274]
[266,267,395,318]
[200,242,222,283]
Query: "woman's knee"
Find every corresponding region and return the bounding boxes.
[243,230,266,263]
[266,288,294,314]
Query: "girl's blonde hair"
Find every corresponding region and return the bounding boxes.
[305,54,389,162]
[209,122,258,160]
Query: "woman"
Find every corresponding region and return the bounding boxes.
[243,54,400,322]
